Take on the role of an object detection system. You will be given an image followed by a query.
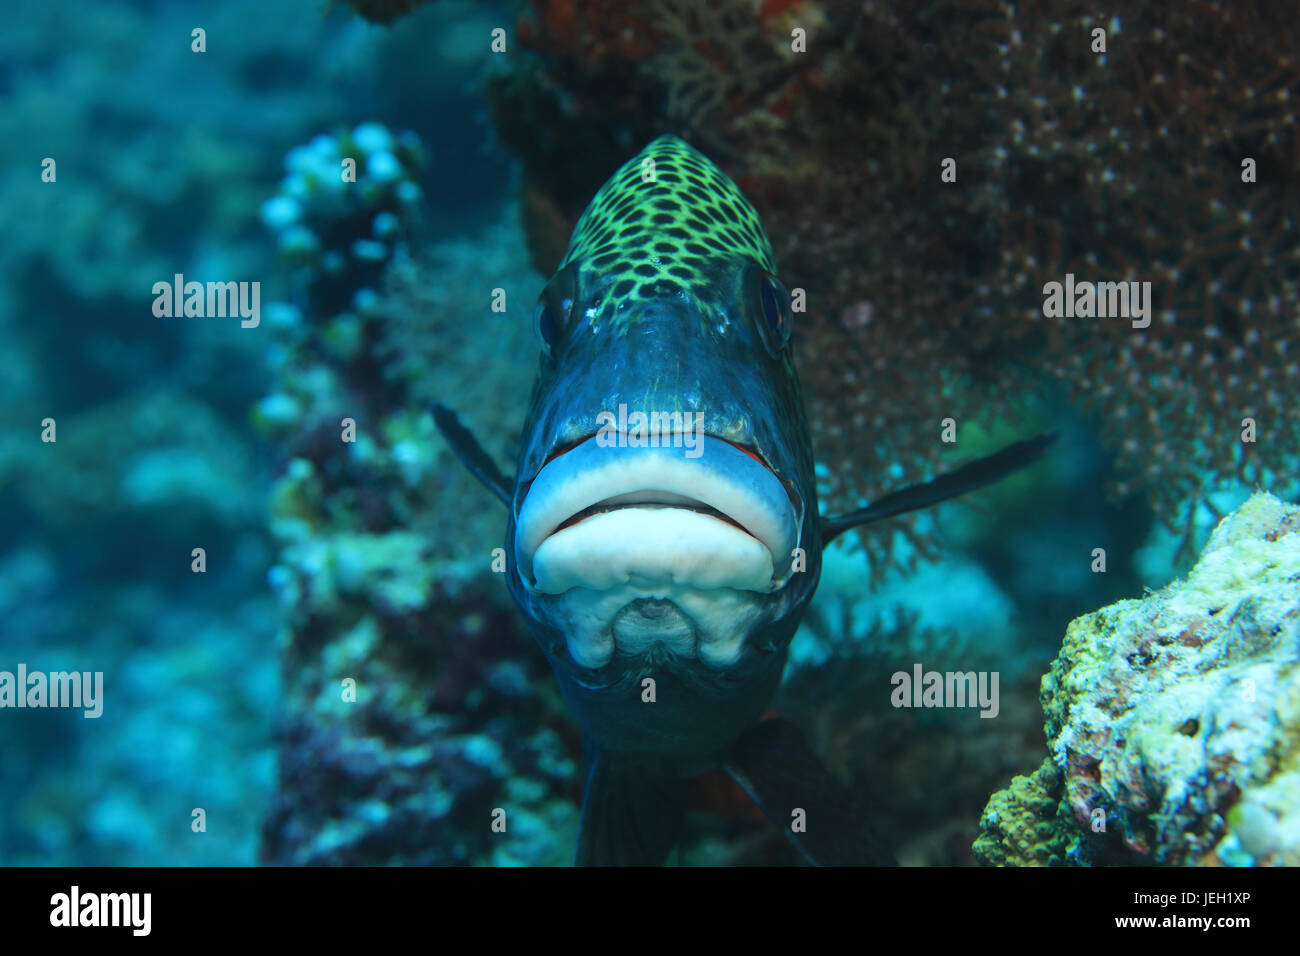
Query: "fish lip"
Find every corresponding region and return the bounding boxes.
[524,431,799,512]
[513,432,804,592]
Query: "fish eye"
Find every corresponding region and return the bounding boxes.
[533,297,567,358]
[754,270,792,355]
[533,264,578,359]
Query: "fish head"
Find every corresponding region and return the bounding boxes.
[505,136,821,757]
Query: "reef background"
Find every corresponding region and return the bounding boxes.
[2,0,1296,866]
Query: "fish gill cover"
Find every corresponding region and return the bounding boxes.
[0,0,1296,880]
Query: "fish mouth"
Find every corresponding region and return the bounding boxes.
[514,432,803,670]
[514,432,803,597]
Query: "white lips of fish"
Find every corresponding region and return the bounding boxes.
[514,436,800,670]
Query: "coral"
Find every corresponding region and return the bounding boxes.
[794,533,1019,673]
[490,0,1300,570]
[260,577,579,865]
[257,160,580,862]
[255,207,539,562]
[775,575,1049,866]
[773,423,1144,867]
[977,492,1300,865]
[972,758,1070,866]
[0,539,279,866]
[4,390,258,537]
[260,124,426,316]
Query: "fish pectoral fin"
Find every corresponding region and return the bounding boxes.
[722,718,897,866]
[820,431,1058,543]
[576,750,686,866]
[431,403,514,508]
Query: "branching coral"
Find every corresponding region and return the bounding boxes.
[946,2,1300,547]
[260,123,425,316]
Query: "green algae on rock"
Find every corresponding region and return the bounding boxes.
[976,492,1300,866]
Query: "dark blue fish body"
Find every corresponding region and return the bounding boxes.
[505,139,820,767]
[435,136,1052,864]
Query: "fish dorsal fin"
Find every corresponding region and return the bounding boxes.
[820,431,1057,543]
[722,718,896,866]
[576,749,686,866]
[431,403,514,508]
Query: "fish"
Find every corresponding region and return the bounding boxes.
[434,135,1054,865]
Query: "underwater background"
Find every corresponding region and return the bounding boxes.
[1,0,1296,866]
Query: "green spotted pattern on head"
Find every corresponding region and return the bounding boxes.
[559,135,776,329]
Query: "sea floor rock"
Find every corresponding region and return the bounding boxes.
[976,492,1300,865]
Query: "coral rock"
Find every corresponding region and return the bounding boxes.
[977,492,1300,865]
[973,758,1069,867]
